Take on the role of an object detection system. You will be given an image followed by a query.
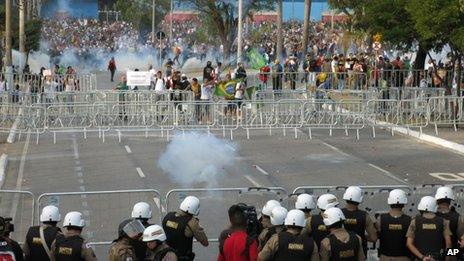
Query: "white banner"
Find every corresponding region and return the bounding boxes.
[127,71,151,86]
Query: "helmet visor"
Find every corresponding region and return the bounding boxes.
[123,219,145,238]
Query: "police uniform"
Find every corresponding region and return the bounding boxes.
[406,212,451,260]
[261,216,272,230]
[320,228,365,261]
[437,206,464,249]
[0,236,24,261]
[258,227,319,261]
[375,209,412,261]
[162,211,208,260]
[51,230,97,261]
[132,220,152,260]
[146,242,178,261]
[302,213,330,249]
[109,237,136,261]
[258,225,286,250]
[23,224,61,261]
[341,207,377,255]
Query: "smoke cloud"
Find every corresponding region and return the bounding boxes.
[158,132,237,187]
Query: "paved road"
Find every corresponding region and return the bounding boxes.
[1,127,464,259]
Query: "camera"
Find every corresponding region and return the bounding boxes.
[236,203,261,237]
[0,217,14,235]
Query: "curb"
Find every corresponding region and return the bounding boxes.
[7,107,23,144]
[0,154,8,189]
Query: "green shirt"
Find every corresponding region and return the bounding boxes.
[116,82,128,91]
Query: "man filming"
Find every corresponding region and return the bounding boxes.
[0,216,23,260]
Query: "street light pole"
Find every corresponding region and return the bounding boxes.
[5,0,13,90]
[152,0,156,41]
[276,0,283,61]
[237,0,243,64]
[19,0,26,70]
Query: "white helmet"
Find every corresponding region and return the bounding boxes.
[63,211,85,228]
[262,200,281,217]
[343,186,363,203]
[435,186,455,201]
[323,207,346,226]
[131,202,152,219]
[418,196,438,212]
[40,205,61,222]
[387,189,408,205]
[317,194,339,210]
[179,196,200,216]
[284,209,306,227]
[142,225,167,242]
[295,194,316,210]
[270,206,288,226]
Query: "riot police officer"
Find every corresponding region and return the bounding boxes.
[0,216,23,261]
[435,186,464,249]
[258,209,319,261]
[260,200,281,230]
[341,186,377,256]
[258,206,288,250]
[406,196,452,261]
[295,193,316,220]
[143,225,178,261]
[109,219,145,261]
[320,207,365,261]
[131,202,153,259]
[375,189,412,261]
[302,194,339,249]
[162,196,208,260]
[24,205,62,261]
[51,211,97,261]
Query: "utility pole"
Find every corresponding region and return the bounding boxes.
[276,0,283,61]
[19,0,26,70]
[237,0,243,63]
[5,0,13,89]
[302,0,311,57]
[152,0,156,41]
[169,0,173,43]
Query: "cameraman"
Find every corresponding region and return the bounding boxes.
[0,216,23,261]
[218,204,259,261]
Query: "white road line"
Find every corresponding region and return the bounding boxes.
[75,160,80,165]
[72,138,79,160]
[253,165,269,176]
[225,144,236,152]
[10,132,30,220]
[153,198,167,213]
[321,141,351,157]
[368,163,408,184]
[82,201,88,207]
[75,166,82,172]
[136,167,146,178]
[245,175,263,187]
[79,186,86,191]
[77,172,83,178]
[78,179,84,184]
[125,145,132,154]
[83,210,90,216]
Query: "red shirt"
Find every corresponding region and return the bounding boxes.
[217,230,258,261]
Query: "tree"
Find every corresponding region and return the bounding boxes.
[115,0,170,34]
[185,0,274,60]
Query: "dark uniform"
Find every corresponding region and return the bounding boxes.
[437,207,461,249]
[146,242,178,261]
[51,230,97,261]
[376,210,412,261]
[341,208,376,256]
[320,228,365,261]
[162,211,208,261]
[258,225,286,250]
[108,237,136,261]
[132,220,151,260]
[0,236,24,261]
[23,225,61,261]
[258,228,319,261]
[302,213,330,249]
[406,213,451,260]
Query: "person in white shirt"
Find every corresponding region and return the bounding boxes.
[200,78,214,124]
[148,65,156,90]
[234,81,245,118]
[214,62,223,82]
[43,76,58,105]
[0,75,6,93]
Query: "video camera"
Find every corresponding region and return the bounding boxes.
[236,203,261,237]
[0,217,14,235]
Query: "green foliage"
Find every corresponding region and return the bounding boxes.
[115,0,170,32]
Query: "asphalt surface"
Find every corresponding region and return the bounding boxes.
[1,127,464,259]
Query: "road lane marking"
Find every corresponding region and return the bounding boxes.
[125,145,132,154]
[136,167,146,178]
[429,173,464,181]
[321,141,351,157]
[73,139,79,160]
[245,175,263,187]
[10,131,30,220]
[225,144,236,152]
[253,165,269,176]
[78,179,84,184]
[368,163,408,184]
[79,186,86,191]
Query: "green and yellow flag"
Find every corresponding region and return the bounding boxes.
[215,80,237,99]
[247,48,267,70]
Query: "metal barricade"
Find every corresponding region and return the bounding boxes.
[398,99,429,128]
[0,103,29,133]
[371,69,453,89]
[45,103,103,133]
[37,189,162,244]
[0,190,35,243]
[175,101,239,131]
[302,99,336,131]
[428,96,464,134]
[0,73,97,92]
[241,101,277,138]
[275,100,304,129]
[255,89,310,101]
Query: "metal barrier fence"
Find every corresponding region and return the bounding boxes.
[0,73,96,92]
[428,96,464,134]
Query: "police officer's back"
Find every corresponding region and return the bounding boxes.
[24,205,62,261]
[320,207,365,261]
[131,202,154,260]
[302,194,339,249]
[51,211,97,261]
[143,225,178,261]
[435,186,464,250]
[258,209,319,261]
[258,207,288,250]
[109,219,145,261]
[0,216,23,261]
[375,189,412,261]
[406,196,452,261]
[341,186,377,256]
[162,196,208,260]
[260,200,281,231]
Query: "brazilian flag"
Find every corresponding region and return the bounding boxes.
[215,80,237,99]
[247,48,267,70]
